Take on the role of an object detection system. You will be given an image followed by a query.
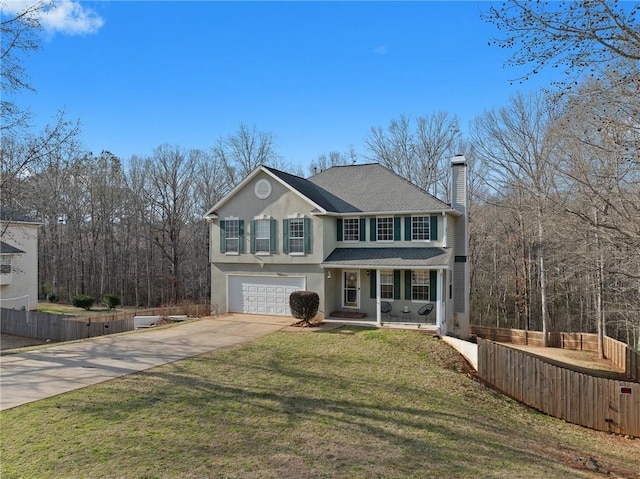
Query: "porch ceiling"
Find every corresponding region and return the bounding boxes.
[321,247,451,269]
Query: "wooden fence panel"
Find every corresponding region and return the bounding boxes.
[1,304,210,343]
[477,339,640,437]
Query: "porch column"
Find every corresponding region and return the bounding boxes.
[436,268,444,332]
[376,269,381,326]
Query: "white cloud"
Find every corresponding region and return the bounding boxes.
[1,0,104,35]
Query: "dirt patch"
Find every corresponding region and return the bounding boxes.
[1,334,50,351]
[507,344,629,380]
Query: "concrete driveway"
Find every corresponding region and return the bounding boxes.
[0,314,293,411]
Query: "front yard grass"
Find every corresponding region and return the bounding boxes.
[1,327,638,478]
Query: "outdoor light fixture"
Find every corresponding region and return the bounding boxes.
[327,270,331,279]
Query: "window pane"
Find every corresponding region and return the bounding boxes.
[412,216,430,241]
[343,218,359,241]
[377,217,393,241]
[226,220,239,252]
[256,219,270,253]
[380,270,393,300]
[412,271,429,301]
[289,219,304,253]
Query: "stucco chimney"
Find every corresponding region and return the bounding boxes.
[450,155,470,338]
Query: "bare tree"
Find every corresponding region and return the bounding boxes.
[365,112,460,196]
[213,123,281,184]
[483,0,640,85]
[472,92,559,345]
[142,145,198,304]
[0,0,52,135]
[308,148,358,176]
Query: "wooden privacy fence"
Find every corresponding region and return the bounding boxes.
[477,338,640,437]
[471,326,640,382]
[1,304,211,343]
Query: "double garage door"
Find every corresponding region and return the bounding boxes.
[228,275,305,316]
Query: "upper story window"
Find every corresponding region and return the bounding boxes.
[0,256,11,274]
[250,218,275,254]
[380,270,394,300]
[343,218,359,242]
[284,217,311,255]
[377,217,394,242]
[412,216,430,241]
[220,218,244,254]
[412,270,430,302]
[289,218,304,253]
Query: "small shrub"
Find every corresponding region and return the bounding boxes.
[72,295,95,311]
[289,290,319,326]
[103,294,121,310]
[46,292,59,303]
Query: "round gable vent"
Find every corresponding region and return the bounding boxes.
[254,179,272,199]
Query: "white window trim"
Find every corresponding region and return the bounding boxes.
[343,217,360,243]
[379,269,394,301]
[376,216,394,243]
[224,216,240,255]
[410,215,431,243]
[411,270,430,303]
[288,216,305,255]
[254,216,271,256]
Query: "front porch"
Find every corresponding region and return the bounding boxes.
[321,247,451,333]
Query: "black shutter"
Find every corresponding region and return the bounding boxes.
[249,220,256,253]
[337,218,343,241]
[303,218,312,253]
[430,216,438,241]
[238,220,245,253]
[393,270,401,300]
[359,218,366,241]
[270,219,276,254]
[405,270,412,300]
[370,270,376,299]
[430,270,437,301]
[370,218,376,241]
[394,217,401,241]
[219,220,226,253]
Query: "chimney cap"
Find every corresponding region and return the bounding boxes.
[451,154,467,165]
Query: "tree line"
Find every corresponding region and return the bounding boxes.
[1,1,638,348]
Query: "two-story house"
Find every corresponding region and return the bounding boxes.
[205,156,469,337]
[0,207,42,311]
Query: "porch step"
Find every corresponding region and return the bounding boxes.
[329,311,368,319]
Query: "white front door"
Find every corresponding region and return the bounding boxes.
[343,270,359,309]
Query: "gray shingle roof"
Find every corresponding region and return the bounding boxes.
[265,163,452,214]
[263,167,352,212]
[0,241,25,254]
[321,247,451,268]
[308,163,451,213]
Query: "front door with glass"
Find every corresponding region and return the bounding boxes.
[343,270,359,308]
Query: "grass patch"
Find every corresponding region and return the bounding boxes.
[2,327,638,478]
[36,303,123,316]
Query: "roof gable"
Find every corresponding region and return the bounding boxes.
[203,163,456,218]
[204,166,329,218]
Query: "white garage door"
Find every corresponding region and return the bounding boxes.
[228,275,305,316]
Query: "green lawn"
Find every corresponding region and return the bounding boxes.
[1,327,638,478]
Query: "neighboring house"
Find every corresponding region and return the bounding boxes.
[205,156,470,337]
[0,208,42,311]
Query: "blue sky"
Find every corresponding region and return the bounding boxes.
[8,1,558,170]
